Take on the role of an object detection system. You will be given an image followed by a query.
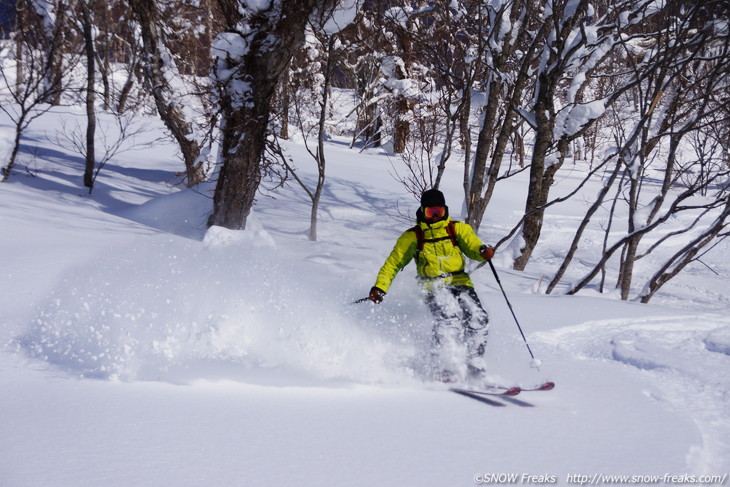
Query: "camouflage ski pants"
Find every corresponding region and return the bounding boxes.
[425,285,489,375]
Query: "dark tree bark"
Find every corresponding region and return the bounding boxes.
[512,81,562,271]
[208,0,336,230]
[129,0,205,187]
[466,0,546,232]
[639,197,730,303]
[44,0,68,106]
[80,1,96,191]
[1,0,69,182]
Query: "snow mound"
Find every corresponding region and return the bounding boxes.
[118,185,212,239]
[535,315,730,471]
[704,326,730,356]
[536,315,730,380]
[203,220,275,250]
[610,332,682,371]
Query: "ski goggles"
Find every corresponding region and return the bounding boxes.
[423,206,446,219]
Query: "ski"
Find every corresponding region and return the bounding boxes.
[449,385,522,396]
[521,381,555,391]
[487,381,555,393]
[450,381,554,398]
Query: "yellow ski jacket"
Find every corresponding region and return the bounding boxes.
[374,217,486,293]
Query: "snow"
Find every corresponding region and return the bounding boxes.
[704,327,730,355]
[212,32,250,63]
[554,99,607,139]
[321,0,360,35]
[2,104,730,486]
[243,0,272,13]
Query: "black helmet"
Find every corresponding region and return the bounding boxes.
[420,189,446,208]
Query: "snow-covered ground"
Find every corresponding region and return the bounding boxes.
[1,107,729,486]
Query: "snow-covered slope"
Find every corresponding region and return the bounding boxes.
[1,108,728,486]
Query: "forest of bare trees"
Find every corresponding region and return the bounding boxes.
[0,0,728,302]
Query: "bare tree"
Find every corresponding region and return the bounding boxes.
[512,0,664,271]
[128,0,208,187]
[378,3,421,154]
[388,88,461,196]
[391,0,480,196]
[342,16,384,151]
[33,0,73,106]
[78,0,96,190]
[207,0,346,230]
[52,111,163,192]
[286,26,340,241]
[540,1,730,299]
[341,1,431,155]
[0,0,76,182]
[87,2,140,113]
[465,0,547,231]
[614,3,729,299]
[638,199,729,303]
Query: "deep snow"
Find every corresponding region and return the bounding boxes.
[1,106,729,486]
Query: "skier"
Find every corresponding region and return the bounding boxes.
[368,188,495,383]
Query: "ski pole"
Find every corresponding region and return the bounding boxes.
[487,260,542,368]
[352,297,371,304]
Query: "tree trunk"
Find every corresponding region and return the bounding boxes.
[466,72,503,229]
[117,70,135,114]
[129,0,205,187]
[618,236,640,300]
[81,2,97,191]
[14,0,24,92]
[639,199,729,303]
[279,69,290,140]
[209,0,329,230]
[460,85,472,205]
[465,1,547,231]
[46,0,67,106]
[546,156,623,294]
[94,1,112,110]
[117,50,139,114]
[309,35,335,242]
[1,121,25,183]
[512,82,558,271]
[392,96,410,154]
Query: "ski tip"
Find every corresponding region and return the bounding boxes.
[503,386,522,396]
[539,381,555,391]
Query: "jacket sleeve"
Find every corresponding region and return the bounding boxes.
[374,230,418,293]
[455,221,486,262]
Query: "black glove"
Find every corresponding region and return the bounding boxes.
[369,286,385,304]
